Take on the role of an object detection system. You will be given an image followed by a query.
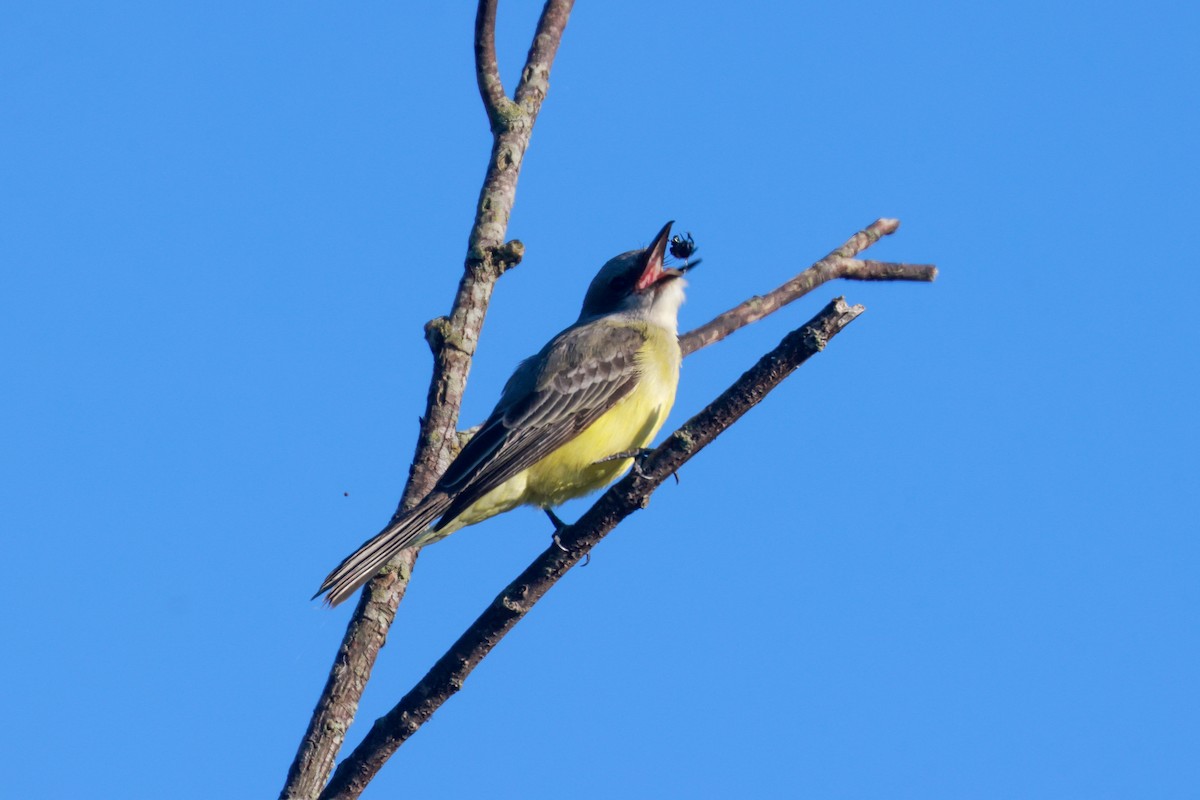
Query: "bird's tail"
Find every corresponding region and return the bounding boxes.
[315,491,453,606]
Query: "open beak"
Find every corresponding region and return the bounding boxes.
[635,220,680,292]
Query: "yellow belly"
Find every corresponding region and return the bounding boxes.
[428,327,680,541]
[522,343,678,507]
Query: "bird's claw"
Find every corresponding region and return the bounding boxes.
[596,447,655,477]
[551,529,590,566]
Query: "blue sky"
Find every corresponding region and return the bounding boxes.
[3,1,1198,797]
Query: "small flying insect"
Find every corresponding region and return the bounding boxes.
[669,231,701,273]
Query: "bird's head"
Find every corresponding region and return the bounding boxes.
[579,221,692,329]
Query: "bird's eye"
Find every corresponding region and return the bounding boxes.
[610,272,634,291]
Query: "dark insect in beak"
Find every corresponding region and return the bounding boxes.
[669,232,695,260]
[669,232,701,273]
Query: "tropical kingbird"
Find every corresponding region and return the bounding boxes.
[316,221,692,606]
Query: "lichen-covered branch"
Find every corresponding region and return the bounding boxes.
[679,218,937,357]
[316,297,864,800]
[279,3,574,798]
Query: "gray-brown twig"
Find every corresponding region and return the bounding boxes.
[316,297,866,800]
[473,0,507,125]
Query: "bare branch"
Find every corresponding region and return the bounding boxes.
[317,297,864,800]
[839,258,939,281]
[514,0,574,114]
[474,0,508,126]
[280,4,574,798]
[679,218,937,357]
[279,561,415,800]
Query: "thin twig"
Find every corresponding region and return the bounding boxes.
[317,297,864,799]
[473,0,507,126]
[838,258,939,281]
[513,0,574,114]
[679,218,937,357]
[279,3,575,798]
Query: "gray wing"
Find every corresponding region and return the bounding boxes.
[433,321,647,528]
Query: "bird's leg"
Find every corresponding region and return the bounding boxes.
[545,508,568,537]
[545,508,590,567]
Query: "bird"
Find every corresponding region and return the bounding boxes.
[316,221,694,606]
